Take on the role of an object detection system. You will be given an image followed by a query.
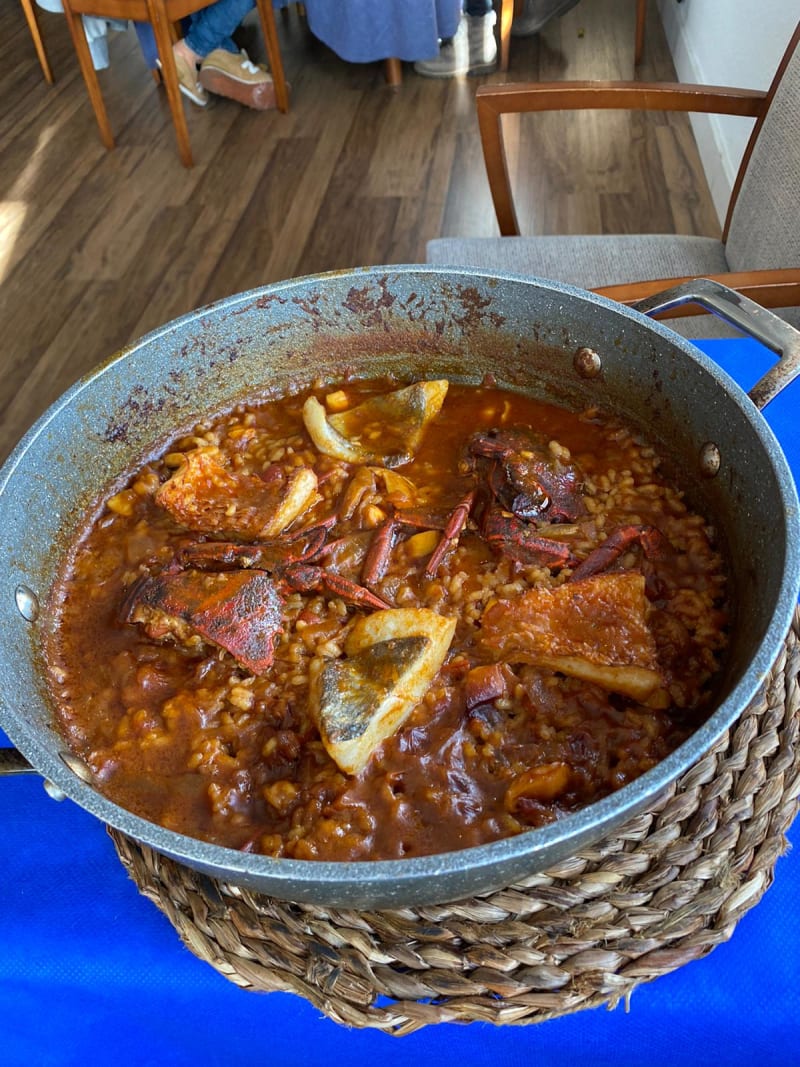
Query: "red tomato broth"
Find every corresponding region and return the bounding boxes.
[43,380,729,861]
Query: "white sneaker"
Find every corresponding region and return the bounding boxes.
[511,0,581,37]
[467,10,498,72]
[414,12,497,78]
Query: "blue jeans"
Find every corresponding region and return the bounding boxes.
[185,0,256,57]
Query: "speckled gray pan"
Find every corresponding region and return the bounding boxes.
[1,268,798,907]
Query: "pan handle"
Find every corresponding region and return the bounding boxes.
[0,746,71,800]
[632,277,800,411]
[0,747,34,775]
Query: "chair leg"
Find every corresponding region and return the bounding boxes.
[634,0,646,66]
[498,0,513,73]
[148,0,193,166]
[254,0,290,113]
[20,0,54,83]
[384,58,402,86]
[62,0,115,149]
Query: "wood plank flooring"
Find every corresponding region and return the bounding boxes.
[0,0,720,462]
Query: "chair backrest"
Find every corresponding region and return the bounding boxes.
[723,21,800,271]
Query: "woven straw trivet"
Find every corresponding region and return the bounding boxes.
[109,607,800,1034]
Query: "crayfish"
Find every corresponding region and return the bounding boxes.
[359,425,588,585]
[467,427,585,524]
[127,437,396,673]
[126,519,391,676]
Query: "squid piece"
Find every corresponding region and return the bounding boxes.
[505,762,572,811]
[309,607,456,775]
[155,445,319,540]
[338,466,419,521]
[302,380,449,468]
[479,572,666,704]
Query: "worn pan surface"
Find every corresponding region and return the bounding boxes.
[1,267,798,907]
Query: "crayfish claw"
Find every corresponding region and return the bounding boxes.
[569,524,665,583]
[468,427,585,524]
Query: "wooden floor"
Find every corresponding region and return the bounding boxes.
[0,0,720,463]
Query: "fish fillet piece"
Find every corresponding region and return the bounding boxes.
[156,446,319,539]
[310,607,456,775]
[480,572,665,703]
[302,380,448,468]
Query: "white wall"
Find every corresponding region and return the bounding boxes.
[656,0,797,226]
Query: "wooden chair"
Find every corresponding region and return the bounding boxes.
[20,0,55,82]
[427,20,800,334]
[497,0,648,74]
[61,0,290,167]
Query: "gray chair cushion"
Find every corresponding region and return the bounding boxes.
[425,233,756,338]
[424,234,800,338]
[425,233,730,288]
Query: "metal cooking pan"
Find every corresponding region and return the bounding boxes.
[1,267,798,908]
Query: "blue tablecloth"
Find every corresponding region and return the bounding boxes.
[1,336,798,1066]
[298,0,462,63]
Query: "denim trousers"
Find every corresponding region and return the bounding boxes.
[185,0,255,57]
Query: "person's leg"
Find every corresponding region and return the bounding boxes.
[511,0,580,38]
[415,0,497,78]
[191,0,277,111]
[171,0,255,97]
[184,0,256,58]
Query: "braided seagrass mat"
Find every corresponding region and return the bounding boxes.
[108,606,800,1035]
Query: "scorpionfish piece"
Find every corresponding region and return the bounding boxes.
[302,380,448,468]
[479,572,666,704]
[309,607,456,775]
[155,445,319,540]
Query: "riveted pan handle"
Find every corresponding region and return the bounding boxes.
[633,278,800,410]
[0,744,78,800]
[0,747,34,775]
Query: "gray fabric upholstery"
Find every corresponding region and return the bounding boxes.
[654,313,750,339]
[425,234,732,337]
[725,42,800,271]
[426,233,729,288]
[424,235,800,338]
